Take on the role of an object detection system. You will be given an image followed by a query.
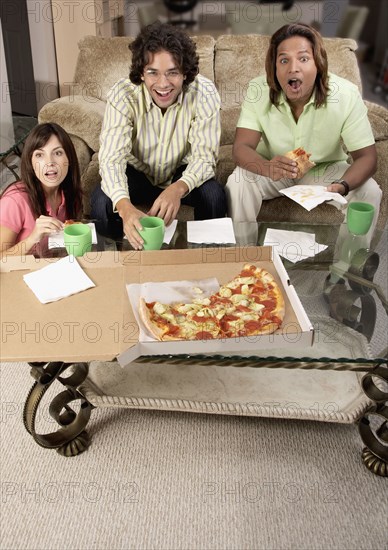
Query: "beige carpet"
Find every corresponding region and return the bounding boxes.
[1,359,387,550]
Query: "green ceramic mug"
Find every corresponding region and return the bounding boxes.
[139,216,165,250]
[64,223,92,257]
[347,202,375,236]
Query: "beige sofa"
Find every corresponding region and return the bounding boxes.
[39,34,388,233]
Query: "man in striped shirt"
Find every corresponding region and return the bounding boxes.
[91,22,226,249]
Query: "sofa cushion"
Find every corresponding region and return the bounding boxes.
[73,35,216,102]
[259,197,344,225]
[39,95,105,152]
[73,36,134,100]
[365,101,388,141]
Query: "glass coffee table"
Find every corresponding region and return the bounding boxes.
[21,221,388,476]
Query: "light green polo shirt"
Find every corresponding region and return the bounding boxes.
[237,73,375,176]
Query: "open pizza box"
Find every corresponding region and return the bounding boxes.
[0,247,314,366]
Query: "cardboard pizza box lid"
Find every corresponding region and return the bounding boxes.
[0,247,313,365]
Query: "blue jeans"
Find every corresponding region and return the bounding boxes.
[91,164,227,239]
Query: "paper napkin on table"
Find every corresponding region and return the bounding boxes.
[48,223,98,249]
[264,228,328,263]
[280,185,347,211]
[164,220,178,244]
[23,255,95,304]
[126,278,220,341]
[187,217,236,244]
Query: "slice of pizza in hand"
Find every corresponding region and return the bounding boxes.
[64,219,82,226]
[284,147,316,178]
[139,264,285,341]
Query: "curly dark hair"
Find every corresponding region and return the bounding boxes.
[265,23,329,108]
[129,22,199,89]
[18,122,82,219]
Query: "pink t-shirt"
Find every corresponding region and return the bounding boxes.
[0,182,67,254]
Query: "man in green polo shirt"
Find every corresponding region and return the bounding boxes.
[226,23,382,243]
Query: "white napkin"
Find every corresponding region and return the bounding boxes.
[48,223,98,249]
[187,218,236,244]
[123,219,177,245]
[23,255,95,304]
[280,185,347,211]
[164,219,178,244]
[264,228,328,263]
[126,278,220,341]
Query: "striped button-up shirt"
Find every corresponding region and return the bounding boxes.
[99,74,221,209]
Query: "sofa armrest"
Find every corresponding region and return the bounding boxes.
[38,96,106,153]
[365,100,388,141]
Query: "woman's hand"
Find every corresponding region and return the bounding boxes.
[29,215,63,245]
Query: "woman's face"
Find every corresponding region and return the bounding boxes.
[31,135,69,189]
[275,36,318,107]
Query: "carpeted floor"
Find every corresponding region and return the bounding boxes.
[0,359,387,550]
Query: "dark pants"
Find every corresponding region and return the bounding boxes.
[91,164,227,239]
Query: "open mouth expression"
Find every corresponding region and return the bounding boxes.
[276,36,317,106]
[32,135,69,187]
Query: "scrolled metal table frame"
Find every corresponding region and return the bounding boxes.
[24,362,94,457]
[24,355,388,476]
[22,244,387,475]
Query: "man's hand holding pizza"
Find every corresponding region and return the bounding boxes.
[263,156,299,181]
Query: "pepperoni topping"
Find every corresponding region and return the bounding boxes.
[236,304,251,312]
[260,300,276,310]
[192,315,213,324]
[231,285,243,295]
[195,331,213,340]
[222,314,239,322]
[166,324,180,335]
[244,320,263,331]
[210,296,231,305]
[239,269,255,277]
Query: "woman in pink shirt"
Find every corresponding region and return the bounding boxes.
[0,123,83,257]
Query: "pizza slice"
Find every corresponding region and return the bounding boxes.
[139,298,221,341]
[284,147,315,178]
[139,264,285,341]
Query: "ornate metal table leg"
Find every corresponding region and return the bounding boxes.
[24,362,94,456]
[324,251,379,341]
[358,362,388,477]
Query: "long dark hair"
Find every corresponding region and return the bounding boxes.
[16,122,82,219]
[129,22,199,90]
[265,23,330,108]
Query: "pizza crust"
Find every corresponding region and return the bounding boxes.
[139,298,165,341]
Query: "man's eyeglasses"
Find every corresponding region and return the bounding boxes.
[143,69,183,81]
